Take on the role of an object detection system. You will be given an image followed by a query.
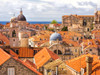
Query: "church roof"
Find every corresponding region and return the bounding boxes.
[17,14,26,21]
[50,32,62,41]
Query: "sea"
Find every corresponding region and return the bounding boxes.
[0,21,62,25]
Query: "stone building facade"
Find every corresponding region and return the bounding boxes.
[94,10,100,30]
[62,15,94,36]
[49,43,81,60]
[0,58,39,75]
[9,9,35,47]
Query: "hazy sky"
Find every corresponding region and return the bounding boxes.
[0,0,99,21]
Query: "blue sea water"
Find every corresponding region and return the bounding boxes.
[0,21,62,25]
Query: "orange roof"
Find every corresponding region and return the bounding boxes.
[13,57,42,75]
[92,30,100,34]
[19,47,42,57]
[0,48,42,75]
[63,39,79,47]
[34,47,59,69]
[81,39,100,50]
[0,48,11,65]
[9,50,18,58]
[53,24,61,27]
[4,22,10,27]
[63,15,94,18]
[19,47,34,57]
[66,54,98,72]
[23,59,37,69]
[0,33,9,46]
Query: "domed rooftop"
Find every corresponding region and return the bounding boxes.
[17,8,26,21]
[50,32,62,41]
[17,14,26,21]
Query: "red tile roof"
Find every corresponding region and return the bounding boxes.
[0,48,11,65]
[0,48,42,75]
[19,47,34,57]
[0,33,9,46]
[34,47,59,69]
[19,47,42,57]
[66,54,99,73]
[23,59,37,69]
[9,50,18,58]
[13,57,42,75]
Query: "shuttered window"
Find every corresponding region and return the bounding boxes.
[7,67,15,75]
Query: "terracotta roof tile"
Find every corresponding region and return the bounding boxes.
[66,54,98,72]
[34,47,59,69]
[0,49,42,75]
[0,48,11,65]
[9,50,18,58]
[0,33,9,46]
[23,59,37,69]
[19,47,34,57]
[13,57,42,75]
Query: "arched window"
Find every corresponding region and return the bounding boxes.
[87,28,89,31]
[12,30,16,37]
[83,19,87,26]
[54,50,62,55]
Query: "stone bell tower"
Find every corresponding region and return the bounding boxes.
[9,16,20,47]
[9,8,27,47]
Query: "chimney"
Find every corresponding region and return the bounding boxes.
[86,56,93,75]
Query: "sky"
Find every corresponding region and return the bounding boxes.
[0,0,100,21]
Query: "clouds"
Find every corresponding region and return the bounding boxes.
[0,0,99,21]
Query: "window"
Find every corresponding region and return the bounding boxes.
[13,39,15,41]
[7,67,15,75]
[75,49,77,52]
[87,28,89,31]
[0,40,2,44]
[69,56,71,59]
[83,19,87,26]
[34,50,37,55]
[90,49,92,51]
[81,37,83,39]
[77,37,79,40]
[16,50,19,54]
[12,30,16,37]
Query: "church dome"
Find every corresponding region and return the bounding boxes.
[17,14,26,21]
[50,32,62,41]
[17,8,26,21]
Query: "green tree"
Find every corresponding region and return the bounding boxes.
[90,23,94,30]
[44,26,48,30]
[51,20,58,24]
[48,28,54,32]
[61,26,68,31]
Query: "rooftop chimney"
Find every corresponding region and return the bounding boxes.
[86,56,93,75]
